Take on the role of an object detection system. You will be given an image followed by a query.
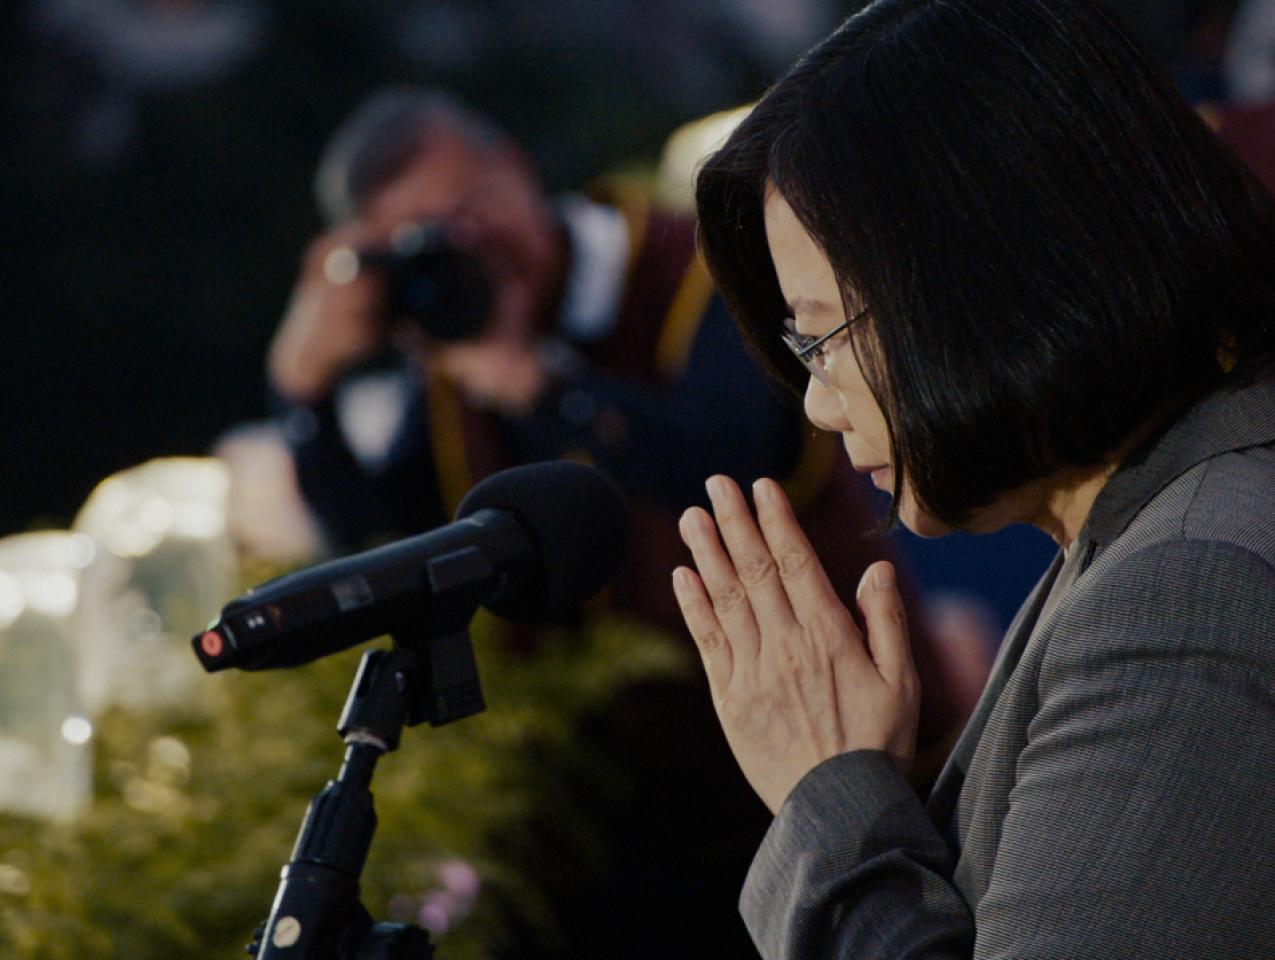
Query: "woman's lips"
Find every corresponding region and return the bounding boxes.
[849,451,894,492]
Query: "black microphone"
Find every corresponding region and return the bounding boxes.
[192,461,631,672]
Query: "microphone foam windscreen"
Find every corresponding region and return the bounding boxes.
[455,460,632,621]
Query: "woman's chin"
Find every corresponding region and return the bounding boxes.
[897,497,953,539]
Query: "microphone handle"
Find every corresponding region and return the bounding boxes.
[194,510,531,672]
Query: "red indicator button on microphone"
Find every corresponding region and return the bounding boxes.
[200,630,225,658]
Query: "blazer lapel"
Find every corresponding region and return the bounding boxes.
[925,550,1063,832]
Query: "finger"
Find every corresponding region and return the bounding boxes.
[752,478,852,620]
[671,566,733,693]
[704,476,797,632]
[854,561,917,687]
[678,507,761,661]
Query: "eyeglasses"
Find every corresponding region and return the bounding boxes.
[780,306,869,386]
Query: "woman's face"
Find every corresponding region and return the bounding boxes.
[763,188,952,537]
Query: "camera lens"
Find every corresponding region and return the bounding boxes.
[385,223,493,342]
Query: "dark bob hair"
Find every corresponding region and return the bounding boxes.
[696,0,1275,526]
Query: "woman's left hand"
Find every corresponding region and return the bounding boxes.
[673,475,921,814]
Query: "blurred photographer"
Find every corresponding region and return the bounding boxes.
[269,90,564,420]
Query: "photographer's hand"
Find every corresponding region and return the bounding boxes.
[268,225,387,404]
[425,335,549,416]
[673,475,920,814]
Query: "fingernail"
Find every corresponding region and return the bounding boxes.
[681,508,711,538]
[873,562,896,590]
[706,476,726,499]
[672,567,690,590]
[678,511,694,541]
[752,478,771,503]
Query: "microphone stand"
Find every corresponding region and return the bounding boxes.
[249,612,486,959]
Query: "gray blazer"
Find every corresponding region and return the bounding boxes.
[741,367,1275,959]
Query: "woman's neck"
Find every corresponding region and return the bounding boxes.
[1028,464,1118,548]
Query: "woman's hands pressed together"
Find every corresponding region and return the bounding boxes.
[672,475,921,814]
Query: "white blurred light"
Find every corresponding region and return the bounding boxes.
[67,533,97,569]
[173,502,224,540]
[323,246,360,285]
[103,523,163,559]
[72,457,235,714]
[0,532,93,820]
[140,497,176,535]
[81,458,231,557]
[61,716,93,746]
[0,573,25,630]
[25,573,78,617]
[35,533,98,571]
[89,477,132,519]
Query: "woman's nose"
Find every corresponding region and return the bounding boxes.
[803,376,849,433]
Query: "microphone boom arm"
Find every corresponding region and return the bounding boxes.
[251,611,486,958]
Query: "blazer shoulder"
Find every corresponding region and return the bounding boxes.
[1045,534,1275,683]
[1048,444,1275,664]
[1178,445,1275,567]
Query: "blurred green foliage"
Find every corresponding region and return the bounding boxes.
[0,612,688,959]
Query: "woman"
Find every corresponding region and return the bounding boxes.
[671,0,1275,957]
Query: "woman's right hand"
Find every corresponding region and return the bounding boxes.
[672,475,921,814]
